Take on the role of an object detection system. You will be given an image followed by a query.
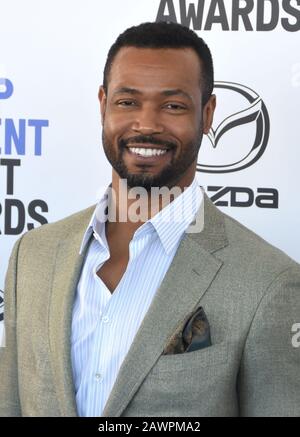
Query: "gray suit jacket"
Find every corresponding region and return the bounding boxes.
[0,194,300,417]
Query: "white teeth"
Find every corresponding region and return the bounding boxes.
[129,147,168,157]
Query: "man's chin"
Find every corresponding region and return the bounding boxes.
[119,172,180,191]
[110,157,181,190]
[125,174,162,191]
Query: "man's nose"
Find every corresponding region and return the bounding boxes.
[131,107,164,135]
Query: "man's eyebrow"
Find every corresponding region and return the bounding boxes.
[113,87,142,95]
[113,87,193,101]
[162,89,193,102]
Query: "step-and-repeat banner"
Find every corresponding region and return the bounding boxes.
[1,0,300,341]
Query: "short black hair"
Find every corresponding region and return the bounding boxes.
[103,21,214,106]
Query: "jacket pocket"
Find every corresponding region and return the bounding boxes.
[150,342,228,374]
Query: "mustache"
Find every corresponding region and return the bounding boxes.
[119,135,177,150]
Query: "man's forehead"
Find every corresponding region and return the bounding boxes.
[108,46,202,90]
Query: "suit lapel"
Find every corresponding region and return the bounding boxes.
[102,193,228,416]
[48,208,95,416]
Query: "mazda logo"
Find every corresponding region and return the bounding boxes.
[197,81,270,173]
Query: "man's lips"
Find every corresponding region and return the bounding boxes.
[124,144,173,164]
[125,143,172,150]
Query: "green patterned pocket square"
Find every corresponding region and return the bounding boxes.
[163,306,212,355]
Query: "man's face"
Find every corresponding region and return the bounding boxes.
[99,47,215,190]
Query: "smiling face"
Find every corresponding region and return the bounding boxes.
[99,46,216,190]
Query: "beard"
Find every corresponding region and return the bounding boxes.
[102,128,203,191]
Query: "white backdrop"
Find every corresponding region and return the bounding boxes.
[1,0,300,342]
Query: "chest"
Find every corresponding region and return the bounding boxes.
[96,254,129,294]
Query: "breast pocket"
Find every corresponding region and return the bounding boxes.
[125,342,232,417]
[150,342,229,375]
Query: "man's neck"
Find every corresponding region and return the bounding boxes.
[106,169,196,239]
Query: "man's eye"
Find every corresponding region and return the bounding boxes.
[117,100,136,106]
[164,103,186,110]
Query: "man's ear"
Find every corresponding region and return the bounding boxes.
[202,94,216,135]
[98,85,107,126]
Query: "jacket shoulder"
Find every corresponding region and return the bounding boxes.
[21,204,96,246]
[222,209,298,270]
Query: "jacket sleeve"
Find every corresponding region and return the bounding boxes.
[237,266,300,417]
[0,236,24,417]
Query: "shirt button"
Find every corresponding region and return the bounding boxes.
[95,373,103,382]
[102,316,109,323]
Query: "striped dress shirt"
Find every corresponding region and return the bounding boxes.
[71,177,203,417]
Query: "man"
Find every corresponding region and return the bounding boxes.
[0,22,299,417]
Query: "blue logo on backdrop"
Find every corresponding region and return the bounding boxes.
[0,78,13,100]
[0,78,49,156]
[0,79,49,235]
